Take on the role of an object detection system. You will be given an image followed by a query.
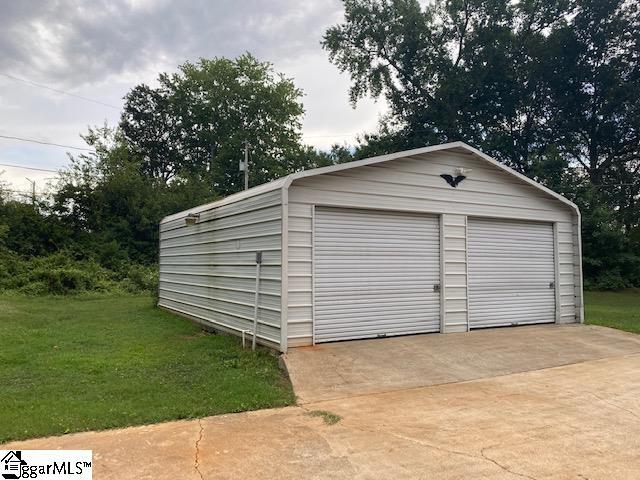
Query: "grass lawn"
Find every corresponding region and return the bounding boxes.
[585,289,640,333]
[0,294,294,443]
[2,290,638,443]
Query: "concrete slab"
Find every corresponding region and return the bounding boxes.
[283,324,640,402]
[5,353,640,479]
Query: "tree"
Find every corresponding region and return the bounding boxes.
[53,126,214,264]
[120,53,307,195]
[323,0,576,173]
[324,0,640,288]
[545,0,640,184]
[0,199,69,258]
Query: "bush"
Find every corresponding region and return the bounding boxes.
[123,264,158,292]
[32,268,97,294]
[17,281,50,296]
[584,270,630,291]
[0,248,157,295]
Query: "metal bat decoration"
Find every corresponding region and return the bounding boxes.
[440,174,466,188]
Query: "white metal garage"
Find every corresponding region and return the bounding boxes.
[158,141,583,352]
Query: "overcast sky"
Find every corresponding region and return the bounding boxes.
[0,0,386,196]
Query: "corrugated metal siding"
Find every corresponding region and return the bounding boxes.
[573,216,584,323]
[158,189,282,349]
[442,214,468,332]
[467,218,556,328]
[558,220,578,322]
[313,207,440,342]
[286,203,314,347]
[286,150,580,346]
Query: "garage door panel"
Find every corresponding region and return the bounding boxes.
[316,299,441,311]
[470,305,554,316]
[315,287,436,297]
[315,311,437,324]
[315,251,440,257]
[314,321,439,335]
[314,207,440,343]
[468,218,555,329]
[315,263,435,270]
[469,297,555,306]
[315,296,441,307]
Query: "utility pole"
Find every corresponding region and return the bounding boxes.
[240,140,251,190]
[25,177,35,204]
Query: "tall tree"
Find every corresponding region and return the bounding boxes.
[545,0,640,184]
[121,53,307,195]
[323,0,574,174]
[324,0,640,287]
[53,126,213,264]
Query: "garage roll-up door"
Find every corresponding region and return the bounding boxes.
[468,218,556,329]
[314,207,440,343]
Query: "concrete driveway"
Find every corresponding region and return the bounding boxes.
[4,325,640,479]
[282,324,640,402]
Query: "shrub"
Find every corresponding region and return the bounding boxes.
[31,268,97,294]
[584,270,629,291]
[0,248,157,295]
[123,264,158,292]
[16,281,50,296]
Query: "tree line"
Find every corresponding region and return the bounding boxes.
[323,0,640,288]
[1,0,638,291]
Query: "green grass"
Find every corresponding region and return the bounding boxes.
[306,410,342,425]
[585,289,640,333]
[0,294,294,443]
[2,290,638,443]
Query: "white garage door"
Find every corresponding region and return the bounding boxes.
[468,218,556,329]
[313,207,441,343]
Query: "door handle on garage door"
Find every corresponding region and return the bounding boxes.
[433,284,441,293]
[549,281,555,289]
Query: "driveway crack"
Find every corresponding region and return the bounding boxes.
[194,418,205,480]
[480,446,538,480]
[347,422,538,480]
[583,391,640,421]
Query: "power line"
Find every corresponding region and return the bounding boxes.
[0,72,121,110]
[0,162,59,173]
[0,134,93,151]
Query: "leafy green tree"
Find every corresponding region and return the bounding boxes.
[0,199,69,258]
[121,53,307,195]
[53,126,214,264]
[323,0,574,173]
[545,0,640,184]
[324,0,640,288]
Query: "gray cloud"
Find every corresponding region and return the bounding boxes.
[0,0,386,190]
[0,0,342,87]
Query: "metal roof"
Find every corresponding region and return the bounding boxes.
[161,141,578,223]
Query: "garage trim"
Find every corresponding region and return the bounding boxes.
[464,215,471,332]
[280,186,289,351]
[439,214,446,333]
[311,205,316,345]
[553,222,561,324]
